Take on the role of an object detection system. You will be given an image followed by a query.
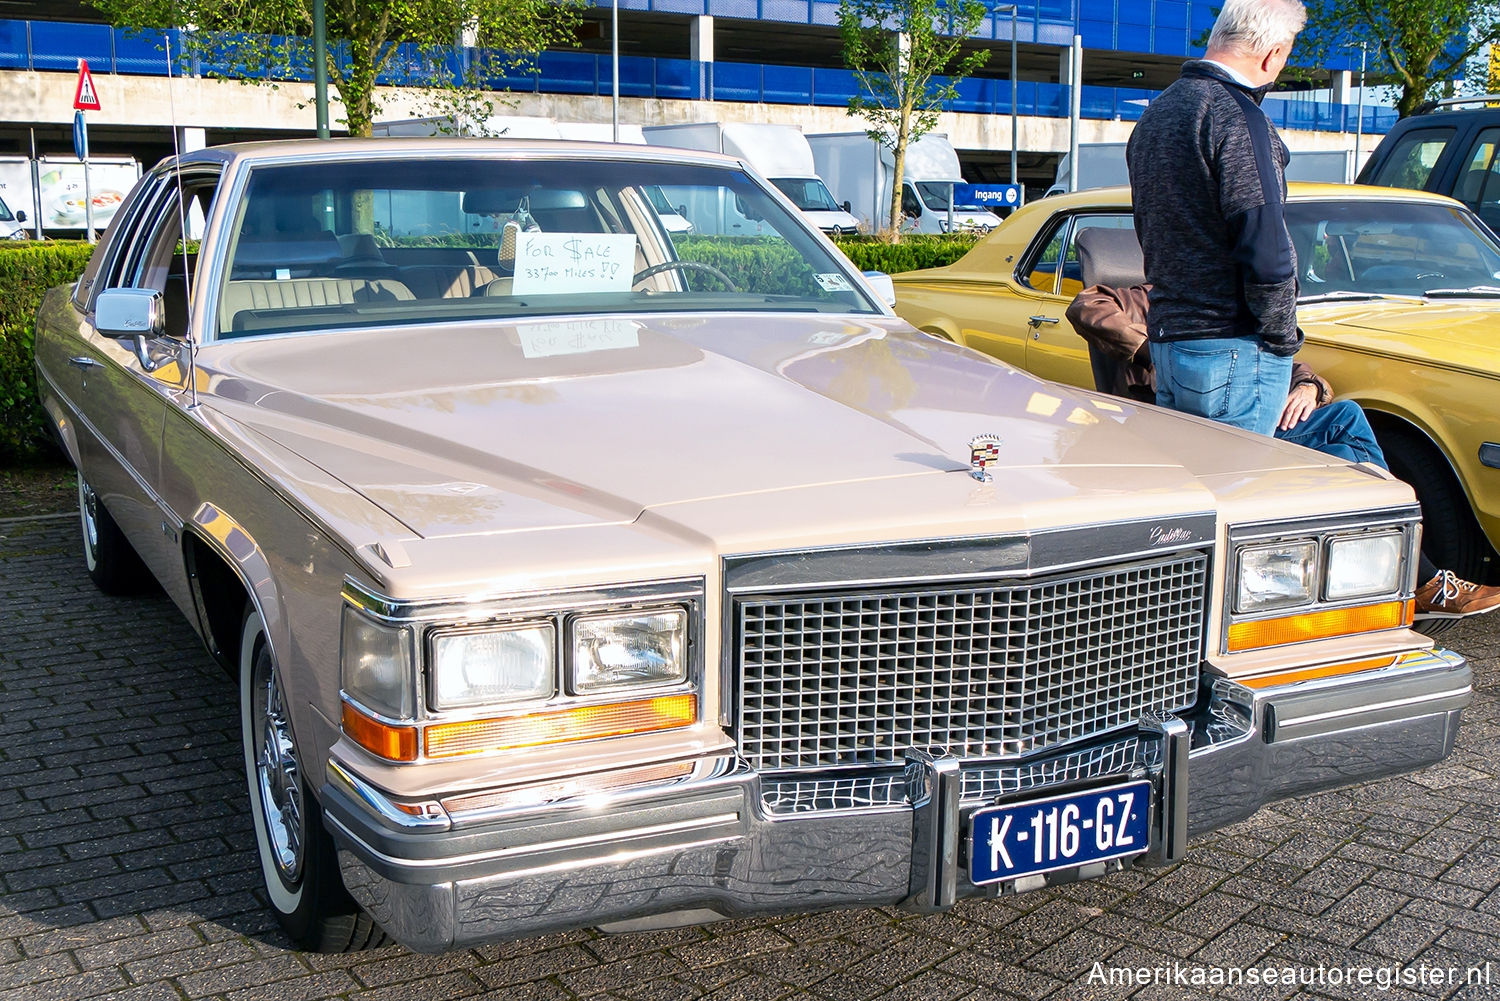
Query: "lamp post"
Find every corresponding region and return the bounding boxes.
[611,0,620,141]
[1354,41,1367,171]
[995,3,1019,188]
[313,0,329,139]
[1337,40,1368,180]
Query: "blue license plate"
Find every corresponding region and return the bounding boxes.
[969,779,1152,885]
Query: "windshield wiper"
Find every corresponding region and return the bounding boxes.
[1298,290,1424,304]
[1422,285,1500,298]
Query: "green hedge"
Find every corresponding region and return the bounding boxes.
[670,233,981,291]
[832,233,982,274]
[0,242,96,463]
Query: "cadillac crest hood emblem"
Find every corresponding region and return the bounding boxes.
[968,433,1002,482]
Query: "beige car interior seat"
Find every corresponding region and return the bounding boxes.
[219,277,414,334]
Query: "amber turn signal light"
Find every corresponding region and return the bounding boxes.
[1226,600,1412,653]
[341,702,419,762]
[425,694,698,759]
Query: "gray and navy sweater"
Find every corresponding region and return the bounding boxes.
[1126,60,1302,356]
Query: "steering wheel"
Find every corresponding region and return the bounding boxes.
[632,260,741,292]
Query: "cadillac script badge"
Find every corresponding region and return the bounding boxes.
[968,434,1002,482]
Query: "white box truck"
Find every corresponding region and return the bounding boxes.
[376,117,693,233]
[1049,142,1357,194]
[642,123,861,236]
[807,132,999,235]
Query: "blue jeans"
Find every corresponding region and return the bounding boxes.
[1151,337,1294,437]
[1274,399,1388,467]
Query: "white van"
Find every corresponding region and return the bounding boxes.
[643,123,861,236]
[808,132,998,235]
[0,193,27,239]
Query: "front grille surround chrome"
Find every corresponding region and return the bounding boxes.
[724,519,1215,777]
[759,733,1146,815]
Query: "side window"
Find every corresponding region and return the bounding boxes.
[124,172,222,339]
[1455,127,1500,231]
[1369,128,1455,191]
[1061,215,1137,299]
[1021,217,1069,293]
[901,185,922,218]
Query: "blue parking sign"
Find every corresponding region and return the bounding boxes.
[954,183,1021,208]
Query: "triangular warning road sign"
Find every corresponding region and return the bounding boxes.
[74,60,101,111]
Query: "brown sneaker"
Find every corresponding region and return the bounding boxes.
[1413,569,1500,619]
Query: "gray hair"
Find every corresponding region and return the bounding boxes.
[1206,0,1307,55]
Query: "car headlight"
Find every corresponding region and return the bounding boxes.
[1236,541,1317,613]
[340,605,414,718]
[429,623,555,709]
[1225,514,1418,653]
[1326,531,1403,601]
[571,608,687,693]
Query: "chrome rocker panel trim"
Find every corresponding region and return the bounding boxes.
[324,646,1470,953]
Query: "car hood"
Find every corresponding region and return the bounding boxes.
[199,314,1348,545]
[802,209,861,229]
[1303,300,1500,371]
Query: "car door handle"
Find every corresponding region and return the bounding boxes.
[68,356,102,370]
[1027,315,1060,327]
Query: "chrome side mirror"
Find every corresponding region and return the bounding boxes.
[862,270,897,308]
[94,288,179,372]
[96,288,165,339]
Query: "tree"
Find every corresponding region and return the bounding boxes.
[1301,0,1500,117]
[87,0,583,137]
[838,0,989,238]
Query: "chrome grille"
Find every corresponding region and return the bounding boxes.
[736,553,1206,772]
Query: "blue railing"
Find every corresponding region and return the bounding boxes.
[0,18,1396,135]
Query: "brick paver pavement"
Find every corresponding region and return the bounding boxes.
[3,513,1497,1000]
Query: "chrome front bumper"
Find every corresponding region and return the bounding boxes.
[323,647,1471,953]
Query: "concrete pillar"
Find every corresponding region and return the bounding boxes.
[1059,46,1075,86]
[691,15,714,101]
[1330,70,1352,106]
[690,15,714,62]
[177,126,206,152]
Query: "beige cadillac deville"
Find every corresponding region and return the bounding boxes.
[33,139,1472,954]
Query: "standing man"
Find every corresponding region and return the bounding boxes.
[1127,0,1306,435]
[1126,0,1500,618]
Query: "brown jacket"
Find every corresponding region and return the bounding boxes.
[1066,283,1331,406]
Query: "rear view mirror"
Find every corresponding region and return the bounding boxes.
[862,270,897,307]
[14,210,26,223]
[842,201,852,214]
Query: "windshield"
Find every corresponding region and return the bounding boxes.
[214,157,880,339]
[770,177,841,213]
[0,195,12,222]
[1289,200,1500,299]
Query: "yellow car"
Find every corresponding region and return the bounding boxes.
[892,183,1500,583]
